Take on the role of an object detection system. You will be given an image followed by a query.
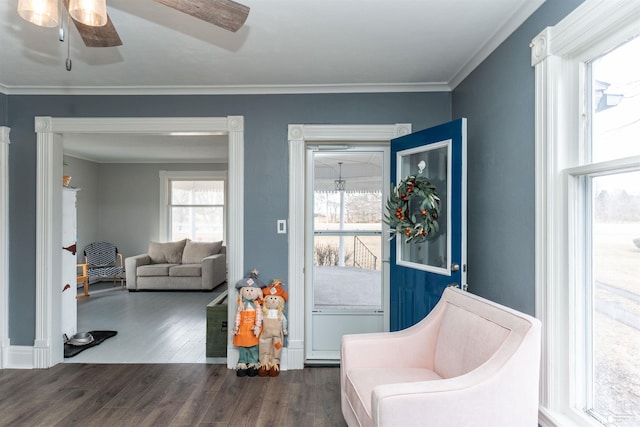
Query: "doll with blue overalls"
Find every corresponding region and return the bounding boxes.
[233,269,266,377]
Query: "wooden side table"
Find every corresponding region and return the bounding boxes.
[76,263,89,299]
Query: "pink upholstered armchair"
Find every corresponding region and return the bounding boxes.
[341,287,541,427]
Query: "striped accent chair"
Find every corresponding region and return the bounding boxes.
[84,242,125,287]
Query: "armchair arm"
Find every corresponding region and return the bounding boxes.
[342,301,446,370]
[201,252,226,290]
[125,254,151,290]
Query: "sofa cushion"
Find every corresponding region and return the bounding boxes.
[148,239,188,264]
[346,367,443,423]
[137,264,176,276]
[170,264,202,277]
[182,240,223,264]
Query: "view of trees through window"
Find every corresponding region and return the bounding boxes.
[589,35,640,426]
[170,180,224,242]
[313,191,382,271]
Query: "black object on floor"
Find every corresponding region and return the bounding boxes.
[64,330,117,358]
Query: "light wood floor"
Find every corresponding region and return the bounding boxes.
[0,363,346,426]
[70,285,225,364]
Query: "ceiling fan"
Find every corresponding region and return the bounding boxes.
[18,0,250,48]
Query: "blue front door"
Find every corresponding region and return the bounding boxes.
[390,118,467,331]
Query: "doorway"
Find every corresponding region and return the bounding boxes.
[287,123,411,369]
[34,116,245,368]
[305,147,389,363]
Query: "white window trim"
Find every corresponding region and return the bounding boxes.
[159,170,227,242]
[532,1,640,426]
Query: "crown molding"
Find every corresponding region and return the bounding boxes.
[0,82,451,96]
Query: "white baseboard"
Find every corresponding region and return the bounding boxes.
[5,345,34,369]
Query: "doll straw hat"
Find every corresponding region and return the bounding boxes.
[235,268,266,289]
[264,279,288,301]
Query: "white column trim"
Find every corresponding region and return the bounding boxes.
[225,116,244,369]
[35,117,61,368]
[33,116,244,368]
[287,123,411,370]
[0,127,9,369]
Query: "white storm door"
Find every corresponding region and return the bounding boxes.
[305,146,390,363]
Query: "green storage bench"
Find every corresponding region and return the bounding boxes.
[206,289,228,357]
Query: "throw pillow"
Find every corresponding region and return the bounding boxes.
[148,239,188,264]
[182,240,223,264]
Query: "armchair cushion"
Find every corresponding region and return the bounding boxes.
[148,239,187,264]
[433,304,510,378]
[346,368,443,421]
[182,240,223,264]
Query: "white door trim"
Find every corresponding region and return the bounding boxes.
[29,116,244,369]
[287,123,411,369]
[0,127,9,369]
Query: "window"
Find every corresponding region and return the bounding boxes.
[532,2,640,426]
[580,39,640,425]
[159,171,226,242]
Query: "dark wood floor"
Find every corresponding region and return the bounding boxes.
[0,364,347,427]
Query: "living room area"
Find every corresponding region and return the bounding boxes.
[63,135,229,364]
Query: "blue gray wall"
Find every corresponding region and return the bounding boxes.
[0,94,6,125]
[452,0,584,314]
[7,92,451,344]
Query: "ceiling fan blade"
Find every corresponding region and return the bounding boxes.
[62,0,123,47]
[154,0,250,33]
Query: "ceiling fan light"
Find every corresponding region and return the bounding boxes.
[17,0,59,28]
[69,0,107,27]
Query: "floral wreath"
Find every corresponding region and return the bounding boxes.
[384,171,440,244]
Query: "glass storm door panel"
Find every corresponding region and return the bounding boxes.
[305,148,389,363]
[390,119,467,331]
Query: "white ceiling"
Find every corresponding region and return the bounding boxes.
[63,133,228,163]
[2,0,545,162]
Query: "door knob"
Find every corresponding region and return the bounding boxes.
[451,263,460,272]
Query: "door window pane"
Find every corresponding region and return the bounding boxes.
[397,141,449,272]
[312,151,383,311]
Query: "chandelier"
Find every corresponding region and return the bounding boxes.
[334,162,346,191]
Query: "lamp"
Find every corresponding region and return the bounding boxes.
[17,0,59,28]
[69,0,107,27]
[335,162,346,191]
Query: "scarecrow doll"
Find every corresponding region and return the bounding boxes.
[258,279,288,377]
[233,269,265,377]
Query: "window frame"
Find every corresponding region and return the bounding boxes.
[159,170,227,243]
[532,1,640,425]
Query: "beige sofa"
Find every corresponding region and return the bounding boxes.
[125,239,226,291]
